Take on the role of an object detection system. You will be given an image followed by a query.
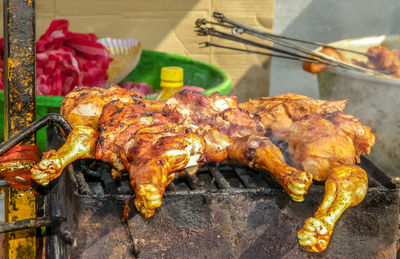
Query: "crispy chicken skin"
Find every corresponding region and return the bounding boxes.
[31,85,163,185]
[239,93,347,140]
[164,91,313,201]
[30,86,375,253]
[241,95,374,252]
[96,100,205,217]
[32,86,311,217]
[323,112,375,160]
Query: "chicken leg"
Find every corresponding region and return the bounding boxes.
[31,85,164,186]
[31,125,98,185]
[227,135,313,202]
[297,164,368,252]
[129,133,205,218]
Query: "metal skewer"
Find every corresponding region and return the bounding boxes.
[255,34,376,58]
[0,216,65,234]
[199,15,375,59]
[200,40,391,75]
[195,18,234,29]
[196,27,334,66]
[198,12,390,77]
[199,42,331,64]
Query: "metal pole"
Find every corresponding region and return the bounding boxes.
[3,0,37,258]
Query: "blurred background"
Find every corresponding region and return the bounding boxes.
[1,0,398,101]
[271,0,400,98]
[1,0,399,99]
[2,0,273,101]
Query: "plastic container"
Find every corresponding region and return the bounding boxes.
[0,49,232,151]
[156,66,184,101]
[122,50,232,97]
[97,37,142,88]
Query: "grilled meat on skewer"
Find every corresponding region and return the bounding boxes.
[303,45,400,78]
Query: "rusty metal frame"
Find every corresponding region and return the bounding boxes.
[3,0,37,258]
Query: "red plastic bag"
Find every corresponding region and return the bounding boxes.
[0,19,112,96]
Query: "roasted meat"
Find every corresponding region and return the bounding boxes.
[302,46,350,75]
[32,86,311,218]
[287,113,370,252]
[96,100,205,217]
[303,45,400,78]
[241,95,374,252]
[164,91,312,202]
[30,86,375,253]
[239,93,347,140]
[366,45,400,77]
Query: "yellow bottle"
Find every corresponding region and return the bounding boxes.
[156,66,184,101]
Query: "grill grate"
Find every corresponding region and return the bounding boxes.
[73,159,283,196]
[43,124,399,259]
[48,123,391,199]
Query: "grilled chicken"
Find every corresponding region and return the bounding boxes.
[303,45,400,77]
[239,93,347,140]
[288,114,370,252]
[31,86,375,253]
[302,46,350,74]
[96,100,206,218]
[164,91,313,202]
[366,45,400,77]
[241,95,374,252]
[32,86,311,218]
[32,85,163,186]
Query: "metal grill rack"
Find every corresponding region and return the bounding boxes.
[41,125,399,258]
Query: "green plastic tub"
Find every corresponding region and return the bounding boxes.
[0,50,232,151]
[122,50,232,96]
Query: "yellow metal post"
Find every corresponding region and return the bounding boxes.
[3,0,37,258]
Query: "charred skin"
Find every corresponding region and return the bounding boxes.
[325,112,375,160]
[239,93,347,140]
[96,100,205,217]
[130,134,204,217]
[165,91,313,201]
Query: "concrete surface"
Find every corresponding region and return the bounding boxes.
[270,0,400,98]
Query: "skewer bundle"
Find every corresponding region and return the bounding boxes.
[196,12,390,77]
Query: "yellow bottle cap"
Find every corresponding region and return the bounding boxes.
[160,66,184,88]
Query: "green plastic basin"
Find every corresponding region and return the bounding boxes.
[122,50,232,96]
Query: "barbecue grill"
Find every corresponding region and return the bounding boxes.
[1,2,399,258]
[41,125,399,258]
